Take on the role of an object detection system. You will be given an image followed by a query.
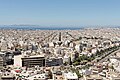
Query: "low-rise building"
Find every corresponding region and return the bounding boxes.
[63,72,78,80]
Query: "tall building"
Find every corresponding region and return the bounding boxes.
[14,55,22,67]
[0,57,3,70]
[0,52,6,66]
[59,32,61,41]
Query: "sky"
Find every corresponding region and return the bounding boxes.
[0,0,120,27]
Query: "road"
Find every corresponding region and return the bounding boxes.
[76,47,120,69]
[98,48,120,63]
[40,32,56,42]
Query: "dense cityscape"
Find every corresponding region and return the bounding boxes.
[0,28,119,80]
[1,0,120,80]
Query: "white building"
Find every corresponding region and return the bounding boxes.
[63,72,78,80]
[14,55,22,67]
[26,73,46,80]
[63,55,70,64]
[75,44,81,53]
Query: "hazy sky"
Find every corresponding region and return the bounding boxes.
[0,0,120,26]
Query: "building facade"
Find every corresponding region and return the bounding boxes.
[21,56,45,67]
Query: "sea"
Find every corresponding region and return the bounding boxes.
[0,25,84,30]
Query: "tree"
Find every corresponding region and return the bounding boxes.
[64,62,68,66]
[73,61,79,66]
